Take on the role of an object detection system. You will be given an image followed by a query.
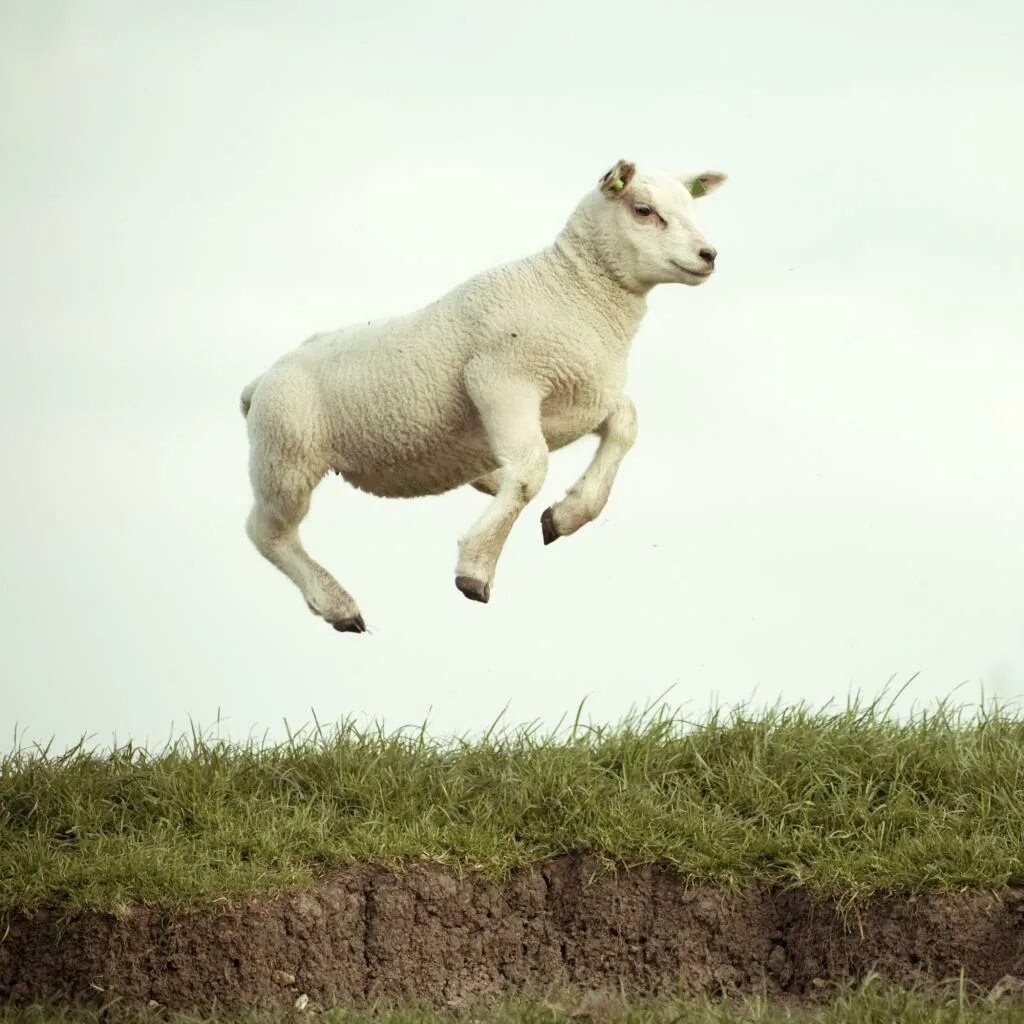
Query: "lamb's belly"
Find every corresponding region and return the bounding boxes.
[341,436,496,499]
[339,406,605,499]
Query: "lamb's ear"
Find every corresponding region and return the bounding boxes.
[683,171,728,198]
[599,159,636,197]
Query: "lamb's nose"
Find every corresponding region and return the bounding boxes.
[699,247,717,267]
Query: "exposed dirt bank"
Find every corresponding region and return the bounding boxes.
[2,856,1022,1011]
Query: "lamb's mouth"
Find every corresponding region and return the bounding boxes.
[671,261,712,278]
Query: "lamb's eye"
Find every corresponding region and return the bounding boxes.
[633,204,652,217]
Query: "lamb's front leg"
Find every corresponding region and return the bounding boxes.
[455,377,548,603]
[541,394,637,545]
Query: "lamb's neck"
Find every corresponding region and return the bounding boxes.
[549,232,647,345]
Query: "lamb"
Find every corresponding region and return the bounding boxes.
[241,159,727,632]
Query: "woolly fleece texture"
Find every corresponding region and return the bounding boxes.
[241,160,727,631]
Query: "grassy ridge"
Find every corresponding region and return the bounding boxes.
[2,702,1024,913]
[3,981,1024,1022]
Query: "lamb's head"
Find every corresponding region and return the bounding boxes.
[568,159,727,293]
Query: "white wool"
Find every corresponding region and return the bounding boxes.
[242,160,727,631]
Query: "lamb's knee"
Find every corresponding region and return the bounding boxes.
[506,450,547,505]
[603,397,638,449]
[245,476,311,551]
[246,505,289,557]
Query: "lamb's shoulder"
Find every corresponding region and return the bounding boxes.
[461,325,626,452]
[454,258,624,390]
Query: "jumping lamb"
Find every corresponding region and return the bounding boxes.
[241,159,727,632]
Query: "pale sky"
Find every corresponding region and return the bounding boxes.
[2,1,1022,750]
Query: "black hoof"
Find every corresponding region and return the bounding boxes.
[331,614,366,633]
[540,507,559,545]
[455,575,490,604]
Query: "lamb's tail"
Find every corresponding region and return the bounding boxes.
[240,375,263,418]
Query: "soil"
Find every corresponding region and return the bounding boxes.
[2,855,1023,1012]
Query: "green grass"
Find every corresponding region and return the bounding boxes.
[3,980,1024,1022]
[2,700,1024,914]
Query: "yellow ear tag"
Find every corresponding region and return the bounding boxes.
[611,177,624,190]
[687,178,707,198]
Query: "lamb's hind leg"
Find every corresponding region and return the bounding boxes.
[246,455,366,633]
